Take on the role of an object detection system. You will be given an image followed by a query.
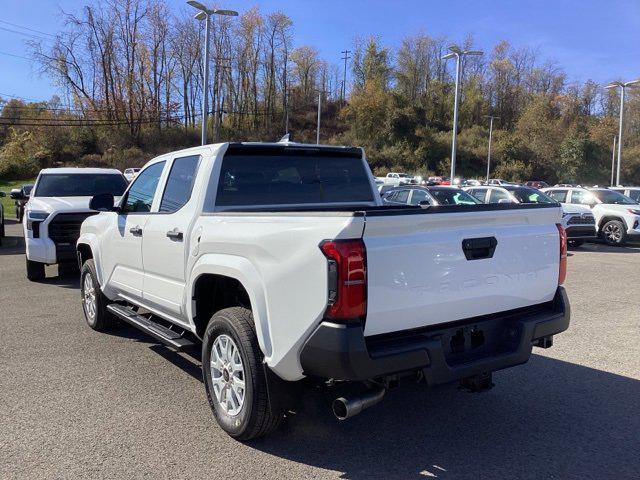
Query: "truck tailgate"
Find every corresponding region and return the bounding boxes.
[362,206,562,336]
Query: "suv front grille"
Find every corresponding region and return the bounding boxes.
[567,214,595,225]
[48,213,97,245]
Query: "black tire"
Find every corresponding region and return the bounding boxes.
[26,258,45,281]
[80,259,117,331]
[601,219,626,246]
[202,307,284,440]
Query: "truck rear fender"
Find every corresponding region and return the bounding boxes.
[188,254,272,359]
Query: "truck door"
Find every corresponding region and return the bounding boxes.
[141,154,200,317]
[102,161,166,300]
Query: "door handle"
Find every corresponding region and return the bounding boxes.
[166,229,184,241]
[129,226,143,236]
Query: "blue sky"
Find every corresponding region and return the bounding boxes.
[0,0,639,102]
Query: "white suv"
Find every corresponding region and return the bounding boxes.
[465,185,596,246]
[542,187,640,246]
[610,187,640,203]
[23,168,128,280]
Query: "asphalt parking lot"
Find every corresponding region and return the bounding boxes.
[1,218,639,480]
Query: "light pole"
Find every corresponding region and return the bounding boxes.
[442,46,483,182]
[484,115,499,182]
[316,91,327,144]
[611,136,617,187]
[606,79,640,186]
[187,1,238,146]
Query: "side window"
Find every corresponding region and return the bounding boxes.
[628,190,640,202]
[395,190,410,204]
[469,189,487,202]
[488,189,511,203]
[409,189,431,205]
[547,190,568,202]
[570,190,595,205]
[123,162,166,213]
[160,155,200,213]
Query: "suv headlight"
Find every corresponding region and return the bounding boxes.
[627,208,640,215]
[26,210,49,230]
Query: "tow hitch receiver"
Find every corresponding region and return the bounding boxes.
[459,372,494,393]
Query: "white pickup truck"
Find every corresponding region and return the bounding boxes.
[21,168,128,280]
[77,142,570,440]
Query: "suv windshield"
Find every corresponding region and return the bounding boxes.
[429,189,479,205]
[35,173,128,197]
[591,189,637,205]
[508,187,556,204]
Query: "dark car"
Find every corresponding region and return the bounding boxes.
[525,181,549,189]
[11,184,33,222]
[382,186,480,207]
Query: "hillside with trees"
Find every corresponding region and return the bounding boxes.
[1,0,639,185]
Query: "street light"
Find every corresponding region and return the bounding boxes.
[316,90,328,144]
[605,79,640,186]
[484,115,499,182]
[187,1,238,146]
[442,46,483,182]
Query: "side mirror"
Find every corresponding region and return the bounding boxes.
[89,193,115,212]
[9,188,25,200]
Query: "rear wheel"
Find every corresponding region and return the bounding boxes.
[26,258,45,281]
[601,220,626,246]
[81,259,117,331]
[202,307,284,440]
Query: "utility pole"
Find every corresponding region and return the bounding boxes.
[484,115,500,182]
[187,1,238,146]
[606,79,640,186]
[611,136,617,187]
[341,50,351,102]
[284,90,291,135]
[316,91,322,144]
[442,46,483,182]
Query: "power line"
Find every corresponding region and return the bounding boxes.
[0,25,51,41]
[0,50,31,61]
[0,19,55,37]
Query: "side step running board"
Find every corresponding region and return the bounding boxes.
[107,304,195,351]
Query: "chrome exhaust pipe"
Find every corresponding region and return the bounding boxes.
[332,388,386,420]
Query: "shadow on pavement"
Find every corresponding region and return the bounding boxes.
[0,233,25,256]
[575,241,640,254]
[242,355,639,480]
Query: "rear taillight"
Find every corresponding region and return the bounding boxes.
[319,239,367,322]
[556,224,567,285]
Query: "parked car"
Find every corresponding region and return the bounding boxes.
[77,142,570,440]
[10,184,33,221]
[22,168,128,280]
[610,186,640,203]
[525,181,550,189]
[486,178,514,186]
[123,168,141,182]
[462,179,483,187]
[542,186,640,246]
[383,185,479,206]
[382,172,413,187]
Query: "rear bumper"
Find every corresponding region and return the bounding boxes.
[300,287,570,383]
